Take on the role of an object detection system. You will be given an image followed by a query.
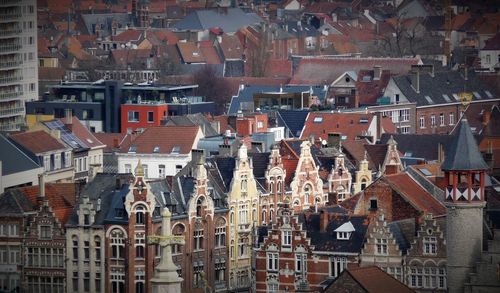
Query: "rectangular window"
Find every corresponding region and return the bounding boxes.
[193,264,204,288]
[431,115,436,127]
[40,226,52,240]
[158,165,165,178]
[147,111,154,122]
[194,230,203,250]
[440,113,445,126]
[44,156,51,171]
[282,230,292,246]
[420,116,425,129]
[215,227,226,247]
[267,253,278,271]
[376,238,388,255]
[423,236,437,255]
[215,262,225,282]
[400,126,410,134]
[449,113,454,125]
[295,253,307,272]
[370,199,378,210]
[257,121,264,128]
[125,164,131,173]
[400,109,409,122]
[128,111,139,122]
[330,256,347,278]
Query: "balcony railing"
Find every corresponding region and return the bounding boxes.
[0,43,21,53]
[0,0,19,5]
[0,107,23,117]
[0,91,22,100]
[0,122,23,131]
[0,28,21,37]
[238,223,251,233]
[0,13,20,21]
[0,76,22,85]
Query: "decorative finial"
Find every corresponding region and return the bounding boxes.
[135,159,144,177]
[364,150,368,161]
[338,139,343,153]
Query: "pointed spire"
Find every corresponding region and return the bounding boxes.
[387,135,397,146]
[238,144,248,160]
[441,118,489,171]
[363,150,368,161]
[135,159,144,177]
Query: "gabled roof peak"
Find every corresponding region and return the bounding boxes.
[334,221,355,232]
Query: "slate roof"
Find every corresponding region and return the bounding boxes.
[66,173,132,227]
[206,156,236,193]
[0,189,35,216]
[228,84,328,114]
[299,212,369,253]
[441,118,490,171]
[9,130,68,155]
[0,134,41,176]
[392,70,497,106]
[223,60,245,77]
[290,57,420,85]
[119,125,200,155]
[276,110,309,138]
[163,113,219,137]
[388,218,416,255]
[380,133,453,162]
[173,8,262,33]
[81,13,132,37]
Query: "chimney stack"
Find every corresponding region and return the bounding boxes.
[38,174,45,202]
[65,108,73,124]
[320,210,329,232]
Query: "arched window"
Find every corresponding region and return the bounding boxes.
[241,175,248,192]
[269,181,274,193]
[262,210,267,224]
[95,236,101,261]
[361,179,367,190]
[196,197,204,217]
[136,246,144,258]
[304,184,312,204]
[230,212,234,224]
[135,206,145,225]
[215,218,226,247]
[269,210,274,222]
[172,224,185,254]
[277,181,282,193]
[110,229,126,259]
[72,235,78,260]
[135,282,144,293]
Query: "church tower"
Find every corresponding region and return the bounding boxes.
[442,118,489,292]
[353,151,372,194]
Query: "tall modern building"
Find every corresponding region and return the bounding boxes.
[0,0,38,131]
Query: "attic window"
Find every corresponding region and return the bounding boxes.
[128,145,137,153]
[313,117,323,123]
[192,52,199,56]
[442,94,451,102]
[334,221,355,240]
[153,146,160,153]
[362,76,371,82]
[171,146,181,154]
[370,199,378,210]
[452,93,460,101]
[345,76,350,83]
[473,92,481,99]
[485,90,493,98]
[359,118,369,123]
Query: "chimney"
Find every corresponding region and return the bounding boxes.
[410,70,420,94]
[320,210,329,232]
[65,108,73,124]
[219,144,232,157]
[38,174,45,201]
[373,65,382,80]
[482,110,491,125]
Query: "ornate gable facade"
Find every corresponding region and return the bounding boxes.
[290,141,324,211]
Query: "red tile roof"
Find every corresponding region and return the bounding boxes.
[301,112,377,142]
[10,130,67,154]
[177,42,206,64]
[356,69,392,105]
[152,30,179,45]
[290,57,420,85]
[384,173,446,216]
[199,41,222,64]
[94,132,130,153]
[113,29,143,42]
[219,34,243,60]
[328,266,415,293]
[20,183,76,225]
[119,126,200,155]
[60,117,104,149]
[265,59,292,78]
[483,32,500,50]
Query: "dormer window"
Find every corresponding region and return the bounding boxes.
[334,221,355,240]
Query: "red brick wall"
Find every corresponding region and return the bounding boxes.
[415,104,460,134]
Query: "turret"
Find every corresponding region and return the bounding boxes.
[442,118,489,292]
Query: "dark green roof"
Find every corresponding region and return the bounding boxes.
[441,118,489,171]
